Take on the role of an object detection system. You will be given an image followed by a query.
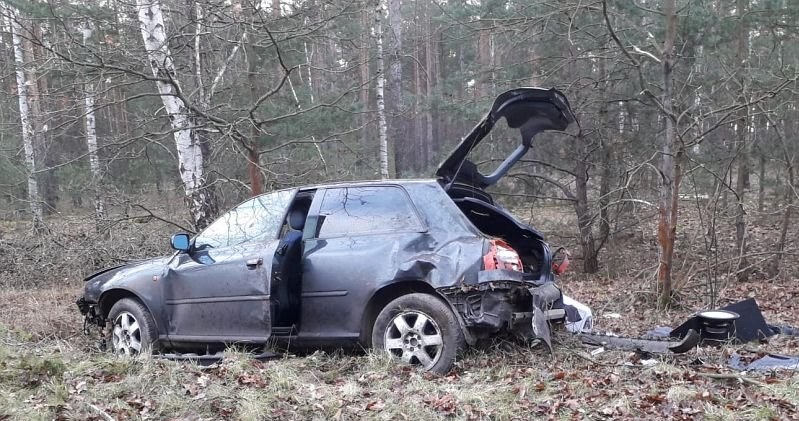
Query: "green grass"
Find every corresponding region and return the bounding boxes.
[1,331,796,420]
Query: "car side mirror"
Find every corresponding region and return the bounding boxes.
[170,233,191,252]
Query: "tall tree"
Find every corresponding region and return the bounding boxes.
[136,0,215,229]
[4,6,44,230]
[81,22,104,230]
[375,0,389,179]
[387,0,407,176]
[655,0,681,306]
[734,0,750,281]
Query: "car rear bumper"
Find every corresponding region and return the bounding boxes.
[438,270,566,340]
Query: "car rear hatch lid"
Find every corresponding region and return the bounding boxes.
[436,87,576,190]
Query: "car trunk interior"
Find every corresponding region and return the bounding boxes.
[451,194,551,281]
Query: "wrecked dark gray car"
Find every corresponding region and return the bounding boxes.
[77,87,584,374]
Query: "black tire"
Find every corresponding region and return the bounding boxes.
[107,298,158,356]
[372,293,465,375]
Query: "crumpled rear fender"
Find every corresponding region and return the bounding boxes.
[437,270,565,343]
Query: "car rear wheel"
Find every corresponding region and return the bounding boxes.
[107,298,158,356]
[372,293,465,375]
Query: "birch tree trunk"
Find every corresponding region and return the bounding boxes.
[136,0,214,229]
[304,16,315,105]
[374,0,390,179]
[82,24,104,230]
[4,7,44,230]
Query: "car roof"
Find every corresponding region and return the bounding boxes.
[297,178,439,191]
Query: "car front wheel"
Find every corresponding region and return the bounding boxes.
[372,293,465,375]
[107,298,158,356]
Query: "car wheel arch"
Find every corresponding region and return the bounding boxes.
[359,280,472,347]
[99,289,158,330]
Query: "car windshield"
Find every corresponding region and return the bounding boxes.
[194,189,296,249]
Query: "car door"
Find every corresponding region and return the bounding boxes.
[299,185,427,340]
[163,189,296,343]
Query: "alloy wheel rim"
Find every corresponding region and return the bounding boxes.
[111,311,142,356]
[383,310,443,369]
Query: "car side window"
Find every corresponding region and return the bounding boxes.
[316,186,422,238]
[194,190,295,249]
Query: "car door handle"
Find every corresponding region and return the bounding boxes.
[246,258,263,269]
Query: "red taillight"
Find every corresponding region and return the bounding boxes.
[483,239,523,271]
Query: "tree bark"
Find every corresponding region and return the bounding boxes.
[136,0,214,229]
[20,25,57,216]
[574,147,599,273]
[424,10,435,174]
[656,0,680,306]
[767,115,795,277]
[303,16,315,105]
[245,39,264,196]
[773,159,793,277]
[413,6,423,168]
[359,8,370,159]
[476,23,491,99]
[387,0,407,176]
[598,55,612,244]
[734,0,750,281]
[4,7,44,231]
[374,0,390,179]
[82,24,105,231]
[757,151,765,212]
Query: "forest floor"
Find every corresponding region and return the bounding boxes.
[0,200,798,420]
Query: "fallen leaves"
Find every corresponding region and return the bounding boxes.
[423,393,458,416]
[237,372,268,388]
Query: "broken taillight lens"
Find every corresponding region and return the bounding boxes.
[483,239,523,271]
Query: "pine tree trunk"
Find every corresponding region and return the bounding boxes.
[136,0,214,229]
[20,27,57,217]
[4,7,44,231]
[424,12,435,174]
[359,8,370,159]
[374,0,390,179]
[476,24,490,99]
[413,8,423,168]
[387,0,407,176]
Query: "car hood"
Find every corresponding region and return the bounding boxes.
[436,87,576,190]
[83,256,171,301]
